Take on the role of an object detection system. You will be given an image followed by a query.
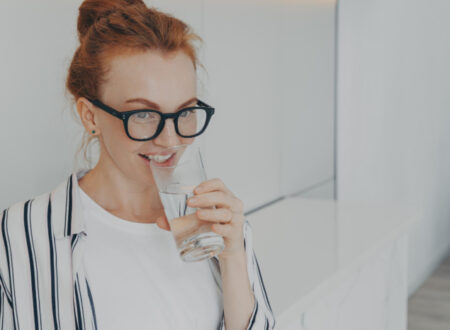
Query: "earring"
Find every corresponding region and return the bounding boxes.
[91,130,96,134]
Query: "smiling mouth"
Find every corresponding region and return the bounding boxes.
[139,152,175,163]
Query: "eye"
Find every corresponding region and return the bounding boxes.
[180,109,195,118]
[136,112,149,119]
[130,111,159,123]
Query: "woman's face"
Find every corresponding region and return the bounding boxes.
[80,49,197,184]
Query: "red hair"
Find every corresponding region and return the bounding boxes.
[65,0,204,167]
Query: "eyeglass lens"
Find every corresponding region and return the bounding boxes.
[127,108,208,140]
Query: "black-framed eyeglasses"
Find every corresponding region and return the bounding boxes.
[86,97,215,141]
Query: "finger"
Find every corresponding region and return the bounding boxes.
[231,212,246,226]
[187,191,234,209]
[196,207,233,223]
[189,192,244,213]
[194,178,232,195]
[211,222,234,237]
[156,215,171,231]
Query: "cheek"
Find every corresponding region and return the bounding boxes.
[102,121,135,160]
[180,137,195,145]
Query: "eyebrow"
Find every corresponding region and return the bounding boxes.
[125,97,198,111]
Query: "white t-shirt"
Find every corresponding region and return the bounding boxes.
[79,185,223,330]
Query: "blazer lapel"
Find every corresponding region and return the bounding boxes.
[50,170,97,330]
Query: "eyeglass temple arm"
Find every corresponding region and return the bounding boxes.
[88,98,125,119]
[197,99,213,108]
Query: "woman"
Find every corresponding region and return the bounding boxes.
[0,0,275,329]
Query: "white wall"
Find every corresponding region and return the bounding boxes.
[0,0,83,206]
[278,1,336,199]
[337,0,450,296]
[0,0,336,214]
[199,0,336,210]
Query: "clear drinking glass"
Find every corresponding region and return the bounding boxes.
[149,143,225,262]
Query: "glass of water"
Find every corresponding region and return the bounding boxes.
[149,143,225,262]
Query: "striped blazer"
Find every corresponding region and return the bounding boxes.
[0,170,276,329]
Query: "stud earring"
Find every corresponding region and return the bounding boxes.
[91,130,96,134]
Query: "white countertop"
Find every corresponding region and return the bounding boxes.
[245,197,420,328]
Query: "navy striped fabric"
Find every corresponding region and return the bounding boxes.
[0,171,275,329]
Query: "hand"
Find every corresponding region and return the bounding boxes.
[155,178,246,259]
[187,178,246,259]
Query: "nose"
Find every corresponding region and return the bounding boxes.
[153,118,182,147]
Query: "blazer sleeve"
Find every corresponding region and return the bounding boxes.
[0,209,15,329]
[0,282,15,329]
[218,219,276,330]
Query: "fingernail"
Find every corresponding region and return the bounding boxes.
[189,197,197,204]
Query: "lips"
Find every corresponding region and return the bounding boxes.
[139,152,176,166]
[140,150,174,157]
[139,153,173,162]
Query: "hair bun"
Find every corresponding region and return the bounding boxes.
[77,0,146,38]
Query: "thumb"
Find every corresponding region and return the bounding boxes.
[156,215,171,231]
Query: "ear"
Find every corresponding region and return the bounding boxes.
[76,97,100,135]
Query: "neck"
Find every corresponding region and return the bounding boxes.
[78,154,165,224]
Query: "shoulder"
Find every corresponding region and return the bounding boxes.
[1,190,52,229]
[0,188,54,251]
[1,172,74,235]
[0,191,53,262]
[0,190,54,296]
[0,184,62,257]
